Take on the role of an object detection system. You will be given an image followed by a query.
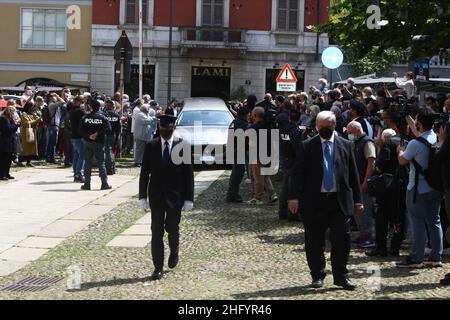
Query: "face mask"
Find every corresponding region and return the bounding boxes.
[26,90,32,96]
[318,127,334,140]
[348,133,356,141]
[380,120,386,128]
[160,129,174,140]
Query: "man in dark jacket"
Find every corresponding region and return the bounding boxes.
[78,99,112,190]
[139,115,194,280]
[226,107,249,203]
[0,106,20,180]
[438,123,450,285]
[103,99,121,175]
[69,96,86,182]
[288,111,363,290]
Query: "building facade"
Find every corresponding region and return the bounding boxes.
[91,0,330,102]
[0,0,92,89]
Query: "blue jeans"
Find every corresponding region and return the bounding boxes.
[406,189,443,262]
[46,126,59,162]
[71,138,84,177]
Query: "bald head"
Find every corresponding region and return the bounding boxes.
[346,121,364,136]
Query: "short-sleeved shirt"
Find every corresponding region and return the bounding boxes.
[402,130,437,194]
[364,140,376,159]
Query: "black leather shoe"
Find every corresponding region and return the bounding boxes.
[311,279,324,288]
[101,184,112,190]
[168,253,179,269]
[226,197,243,203]
[334,277,357,291]
[365,248,388,257]
[151,269,163,280]
[389,249,400,257]
[81,184,91,190]
[7,175,15,180]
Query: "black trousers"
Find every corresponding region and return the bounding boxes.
[227,163,245,199]
[304,194,351,282]
[150,202,182,270]
[375,192,405,251]
[0,152,13,178]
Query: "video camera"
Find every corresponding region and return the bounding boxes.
[433,112,450,133]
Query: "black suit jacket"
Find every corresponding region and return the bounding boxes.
[139,137,194,210]
[289,134,362,216]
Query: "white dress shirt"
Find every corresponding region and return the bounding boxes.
[320,132,337,193]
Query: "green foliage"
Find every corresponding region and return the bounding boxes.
[317,0,450,76]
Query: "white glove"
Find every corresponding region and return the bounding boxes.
[182,201,193,211]
[139,198,148,210]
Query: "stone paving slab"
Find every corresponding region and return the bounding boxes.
[121,225,150,236]
[106,235,151,248]
[16,237,65,249]
[33,220,93,238]
[107,170,224,248]
[135,214,151,225]
[0,247,49,262]
[0,261,29,277]
[64,205,116,221]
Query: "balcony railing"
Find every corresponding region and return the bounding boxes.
[180,27,247,50]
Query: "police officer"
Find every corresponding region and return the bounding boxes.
[103,99,121,175]
[79,99,112,190]
[279,109,307,221]
[139,115,194,280]
[226,107,250,203]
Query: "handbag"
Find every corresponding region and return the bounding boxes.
[25,123,35,143]
[367,173,395,197]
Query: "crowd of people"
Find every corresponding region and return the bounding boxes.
[1,72,450,287]
[0,87,179,187]
[224,73,450,288]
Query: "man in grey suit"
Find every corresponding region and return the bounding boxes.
[289,111,364,290]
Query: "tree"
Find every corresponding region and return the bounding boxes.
[316,0,450,76]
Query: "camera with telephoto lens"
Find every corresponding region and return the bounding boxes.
[433,113,450,133]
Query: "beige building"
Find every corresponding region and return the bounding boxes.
[0,0,92,90]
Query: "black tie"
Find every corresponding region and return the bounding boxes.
[163,141,170,168]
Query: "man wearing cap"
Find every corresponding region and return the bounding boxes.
[139,115,194,280]
[103,100,121,175]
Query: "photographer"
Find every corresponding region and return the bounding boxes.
[437,122,450,285]
[366,129,407,257]
[396,107,444,268]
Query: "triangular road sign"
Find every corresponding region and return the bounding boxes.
[276,64,297,82]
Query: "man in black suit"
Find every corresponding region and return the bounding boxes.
[139,115,194,280]
[288,111,364,290]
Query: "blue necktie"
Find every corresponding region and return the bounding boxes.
[323,141,334,191]
[163,141,170,168]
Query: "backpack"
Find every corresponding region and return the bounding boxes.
[411,137,443,201]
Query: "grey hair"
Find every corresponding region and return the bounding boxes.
[316,111,336,126]
[140,104,150,112]
[330,105,342,118]
[252,106,265,119]
[309,105,321,117]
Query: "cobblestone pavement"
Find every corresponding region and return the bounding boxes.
[0,171,449,300]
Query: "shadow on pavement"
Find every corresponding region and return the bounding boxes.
[232,285,345,299]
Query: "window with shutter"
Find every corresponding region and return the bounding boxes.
[277,0,298,31]
[125,0,148,24]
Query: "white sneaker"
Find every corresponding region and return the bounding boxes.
[246,198,263,205]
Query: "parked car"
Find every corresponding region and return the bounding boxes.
[174,97,234,164]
